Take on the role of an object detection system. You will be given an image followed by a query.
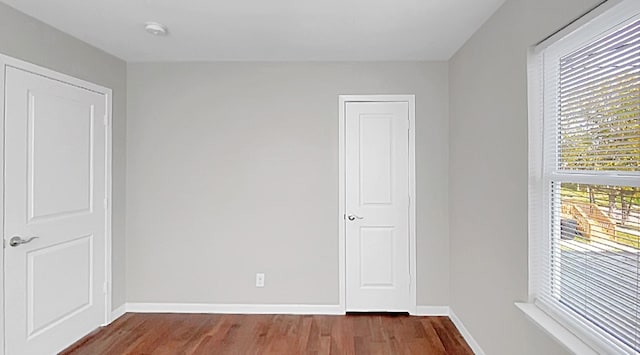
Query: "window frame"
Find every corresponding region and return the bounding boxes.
[527,1,640,353]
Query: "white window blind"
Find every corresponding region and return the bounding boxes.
[533,1,640,353]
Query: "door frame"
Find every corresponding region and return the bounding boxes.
[338,95,416,314]
[0,53,113,353]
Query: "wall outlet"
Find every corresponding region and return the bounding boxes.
[256,273,265,287]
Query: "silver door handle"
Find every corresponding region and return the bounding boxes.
[9,236,39,247]
[347,214,364,221]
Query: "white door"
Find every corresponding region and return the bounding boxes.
[4,66,108,355]
[345,101,410,311]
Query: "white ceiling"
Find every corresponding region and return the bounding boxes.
[1,0,505,62]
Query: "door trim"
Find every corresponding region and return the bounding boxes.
[0,53,113,353]
[338,95,416,314]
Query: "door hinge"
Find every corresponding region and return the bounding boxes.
[408,195,411,207]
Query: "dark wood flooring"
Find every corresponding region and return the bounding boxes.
[61,313,474,355]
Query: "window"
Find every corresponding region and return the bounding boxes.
[530,1,640,353]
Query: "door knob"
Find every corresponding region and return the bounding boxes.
[9,236,39,247]
[347,214,364,221]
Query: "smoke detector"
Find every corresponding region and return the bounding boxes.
[144,22,169,36]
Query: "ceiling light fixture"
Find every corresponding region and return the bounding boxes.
[144,22,169,36]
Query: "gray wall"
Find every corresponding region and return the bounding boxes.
[126,62,450,306]
[0,2,127,309]
[448,0,601,354]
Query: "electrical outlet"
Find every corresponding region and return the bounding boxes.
[256,273,265,287]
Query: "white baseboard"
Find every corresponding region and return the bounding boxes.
[115,303,453,317]
[110,304,127,322]
[414,306,450,316]
[125,303,344,315]
[449,308,485,355]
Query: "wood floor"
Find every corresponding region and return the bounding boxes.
[61,313,474,355]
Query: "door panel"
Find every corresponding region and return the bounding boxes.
[28,90,93,221]
[360,115,393,204]
[4,66,107,355]
[359,227,395,287]
[28,235,93,337]
[345,101,409,311]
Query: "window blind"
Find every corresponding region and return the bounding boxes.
[537,5,640,353]
[556,18,640,173]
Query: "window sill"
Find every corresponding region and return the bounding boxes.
[515,303,598,355]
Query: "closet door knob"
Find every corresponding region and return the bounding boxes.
[9,236,39,247]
